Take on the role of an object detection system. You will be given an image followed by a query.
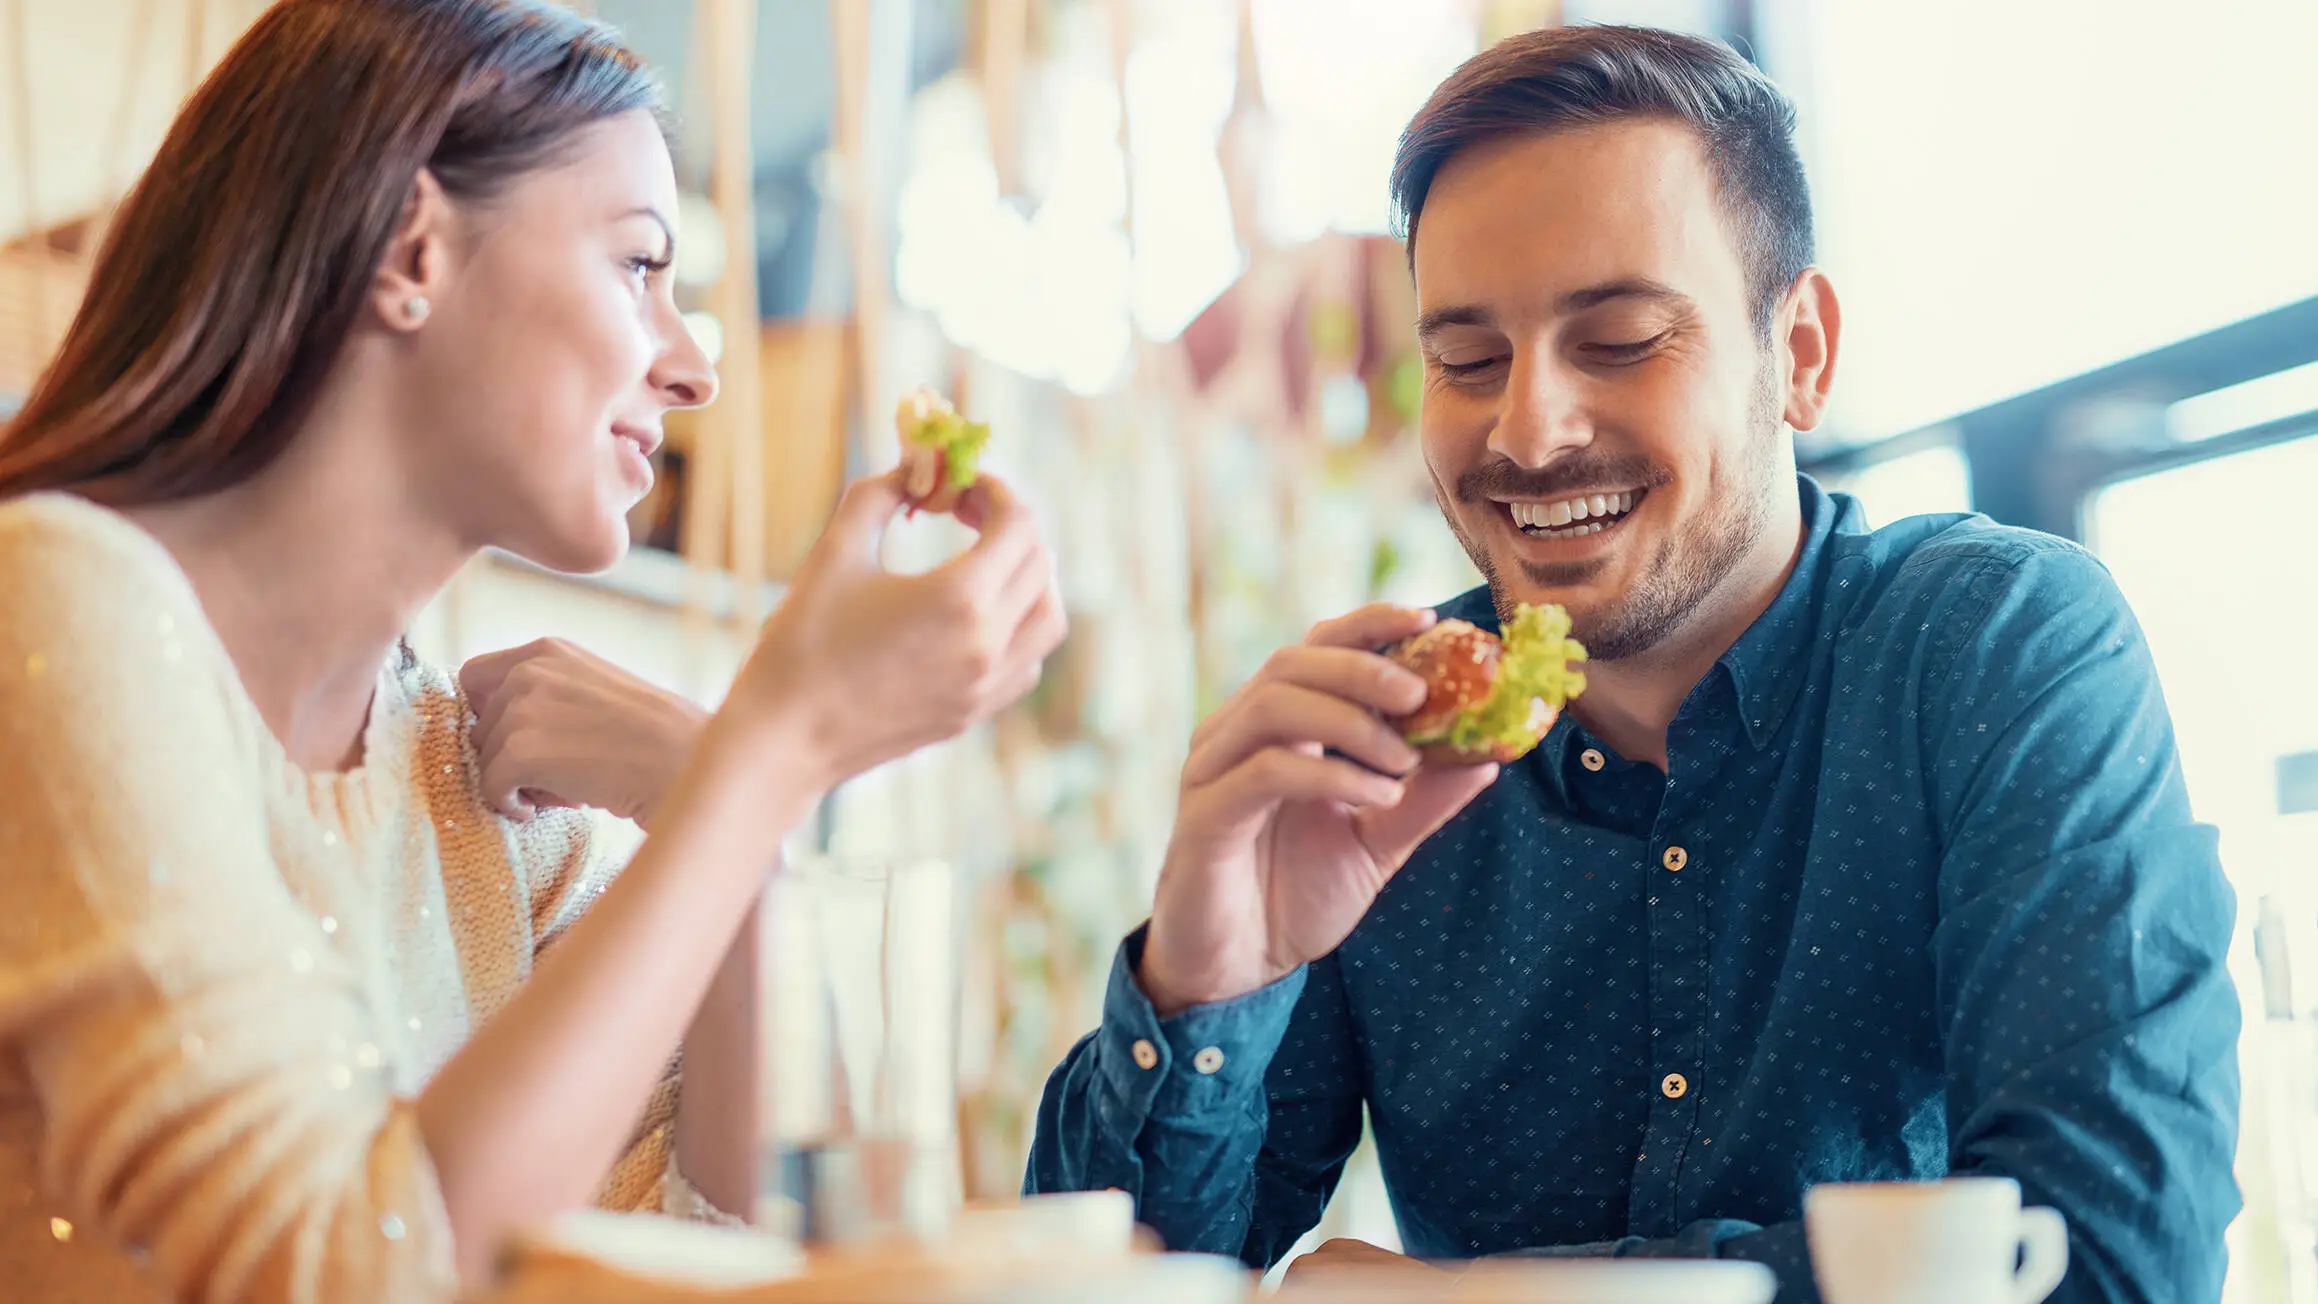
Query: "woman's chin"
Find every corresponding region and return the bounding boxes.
[506,517,631,576]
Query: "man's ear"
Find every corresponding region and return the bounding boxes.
[1777,267,1842,434]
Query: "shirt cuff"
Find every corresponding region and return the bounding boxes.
[1094,924,1308,1123]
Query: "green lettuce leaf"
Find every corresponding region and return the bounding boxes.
[908,410,993,490]
[1442,602,1588,756]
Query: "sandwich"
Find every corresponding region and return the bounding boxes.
[1386,603,1587,765]
[895,387,992,516]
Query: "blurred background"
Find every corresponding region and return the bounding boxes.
[4,0,2315,1297]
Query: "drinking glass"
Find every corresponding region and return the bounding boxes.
[756,854,960,1246]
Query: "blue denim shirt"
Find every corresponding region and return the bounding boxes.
[1027,477,2240,1302]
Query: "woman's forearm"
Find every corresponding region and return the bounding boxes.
[675,894,763,1216]
[416,707,820,1286]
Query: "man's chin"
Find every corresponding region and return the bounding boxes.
[1481,569,1649,663]
[1484,552,1611,615]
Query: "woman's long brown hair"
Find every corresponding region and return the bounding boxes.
[0,0,661,505]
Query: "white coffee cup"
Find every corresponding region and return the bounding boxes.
[1805,1177,2068,1304]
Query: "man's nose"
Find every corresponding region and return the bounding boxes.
[1489,349,1592,467]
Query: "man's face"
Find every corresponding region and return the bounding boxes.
[1413,120,1795,660]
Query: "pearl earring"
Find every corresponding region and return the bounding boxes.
[403,295,430,324]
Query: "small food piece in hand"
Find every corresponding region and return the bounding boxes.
[1386,603,1587,765]
[894,387,992,516]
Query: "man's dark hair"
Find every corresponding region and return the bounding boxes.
[1390,24,1814,335]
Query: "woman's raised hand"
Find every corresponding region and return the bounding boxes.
[723,468,1066,787]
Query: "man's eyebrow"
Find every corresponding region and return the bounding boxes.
[1415,303,1496,341]
[1556,277,1694,315]
[1416,279,1696,342]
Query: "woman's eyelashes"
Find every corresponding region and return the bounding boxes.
[623,251,673,286]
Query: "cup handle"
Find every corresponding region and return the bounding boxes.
[2012,1206,2070,1304]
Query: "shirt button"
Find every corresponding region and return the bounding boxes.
[1580,748,1605,772]
[1131,1039,1159,1070]
[1193,1046,1226,1075]
[1662,1073,1689,1099]
[1662,845,1689,872]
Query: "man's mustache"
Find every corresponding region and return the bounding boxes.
[1454,454,1667,505]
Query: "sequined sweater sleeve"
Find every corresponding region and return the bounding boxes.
[0,498,461,1303]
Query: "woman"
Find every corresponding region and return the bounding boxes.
[0,2,1063,1301]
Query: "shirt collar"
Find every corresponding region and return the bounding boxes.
[1720,474,1861,750]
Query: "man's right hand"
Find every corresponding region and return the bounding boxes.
[1138,604,1505,1016]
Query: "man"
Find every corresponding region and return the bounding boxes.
[1026,24,2239,1301]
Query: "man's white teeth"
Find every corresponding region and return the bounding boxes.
[1509,490,1637,531]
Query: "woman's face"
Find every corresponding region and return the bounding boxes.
[397,109,716,573]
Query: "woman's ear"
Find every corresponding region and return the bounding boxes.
[369,168,454,333]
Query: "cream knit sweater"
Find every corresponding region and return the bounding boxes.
[0,493,710,1303]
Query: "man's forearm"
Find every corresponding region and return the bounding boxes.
[1024,929,1332,1262]
[1023,1026,1276,1256]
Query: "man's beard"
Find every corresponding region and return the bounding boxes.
[1449,366,1785,663]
